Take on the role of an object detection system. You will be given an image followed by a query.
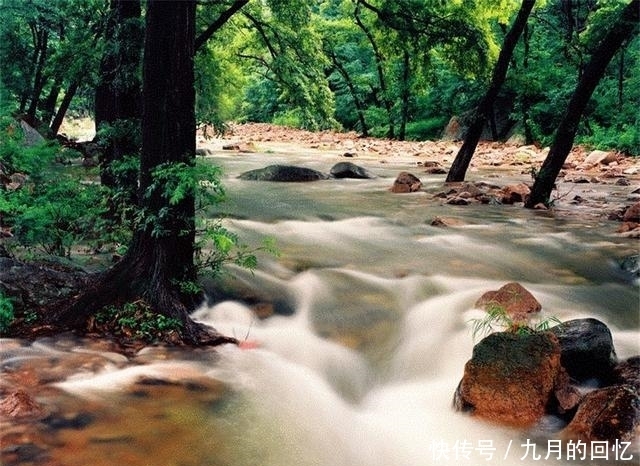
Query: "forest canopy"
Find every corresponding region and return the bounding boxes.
[0,0,638,154]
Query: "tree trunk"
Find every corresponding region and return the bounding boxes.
[398,49,410,141]
[354,4,395,138]
[328,50,369,137]
[25,28,49,126]
[49,80,79,137]
[525,0,639,208]
[95,0,143,189]
[41,0,235,347]
[446,0,536,182]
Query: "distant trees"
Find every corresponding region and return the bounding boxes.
[0,0,104,134]
[0,0,637,153]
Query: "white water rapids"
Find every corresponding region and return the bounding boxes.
[38,149,640,465]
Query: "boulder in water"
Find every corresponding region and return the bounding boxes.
[453,331,570,427]
[390,172,421,193]
[562,385,640,442]
[549,318,617,383]
[239,164,327,182]
[330,162,374,179]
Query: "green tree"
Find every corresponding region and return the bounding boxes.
[446,0,536,182]
[0,0,104,133]
[526,0,639,208]
[42,0,238,345]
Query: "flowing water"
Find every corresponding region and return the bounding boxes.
[2,146,639,466]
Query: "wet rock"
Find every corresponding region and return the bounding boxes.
[238,164,328,182]
[390,172,421,193]
[330,162,374,179]
[1,442,47,464]
[453,331,564,427]
[475,282,541,324]
[563,385,640,442]
[612,357,640,391]
[430,216,465,227]
[498,183,530,204]
[617,254,640,280]
[0,389,45,418]
[622,201,640,222]
[549,318,617,383]
[446,197,469,205]
[44,411,95,430]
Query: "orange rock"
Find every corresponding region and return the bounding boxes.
[475,282,541,324]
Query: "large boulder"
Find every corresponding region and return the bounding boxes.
[475,282,541,325]
[453,331,572,427]
[0,256,91,315]
[549,318,617,383]
[563,385,640,442]
[239,164,328,182]
[330,162,374,179]
[390,172,421,193]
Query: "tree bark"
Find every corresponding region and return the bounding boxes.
[41,0,236,347]
[95,0,143,189]
[354,3,395,139]
[49,80,79,137]
[446,0,536,182]
[525,0,639,208]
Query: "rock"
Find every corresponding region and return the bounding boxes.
[563,385,639,442]
[617,254,640,280]
[475,282,541,324]
[0,390,45,418]
[330,162,374,179]
[622,201,640,222]
[390,172,421,193]
[613,357,640,391]
[584,149,617,166]
[19,120,45,147]
[446,197,469,205]
[549,318,617,383]
[499,183,530,204]
[238,164,328,182]
[441,116,464,140]
[430,216,465,227]
[0,257,92,315]
[453,331,564,427]
[195,148,213,156]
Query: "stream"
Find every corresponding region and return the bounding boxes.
[2,144,639,466]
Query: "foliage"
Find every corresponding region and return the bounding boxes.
[0,292,15,335]
[470,302,561,341]
[94,300,183,342]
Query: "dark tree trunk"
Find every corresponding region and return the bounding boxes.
[446,0,536,182]
[525,0,639,208]
[49,80,80,137]
[354,4,395,139]
[41,0,235,347]
[328,49,369,137]
[25,28,49,126]
[40,80,61,128]
[95,0,143,189]
[195,0,249,52]
[398,49,410,141]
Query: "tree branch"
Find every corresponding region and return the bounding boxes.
[195,0,248,52]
